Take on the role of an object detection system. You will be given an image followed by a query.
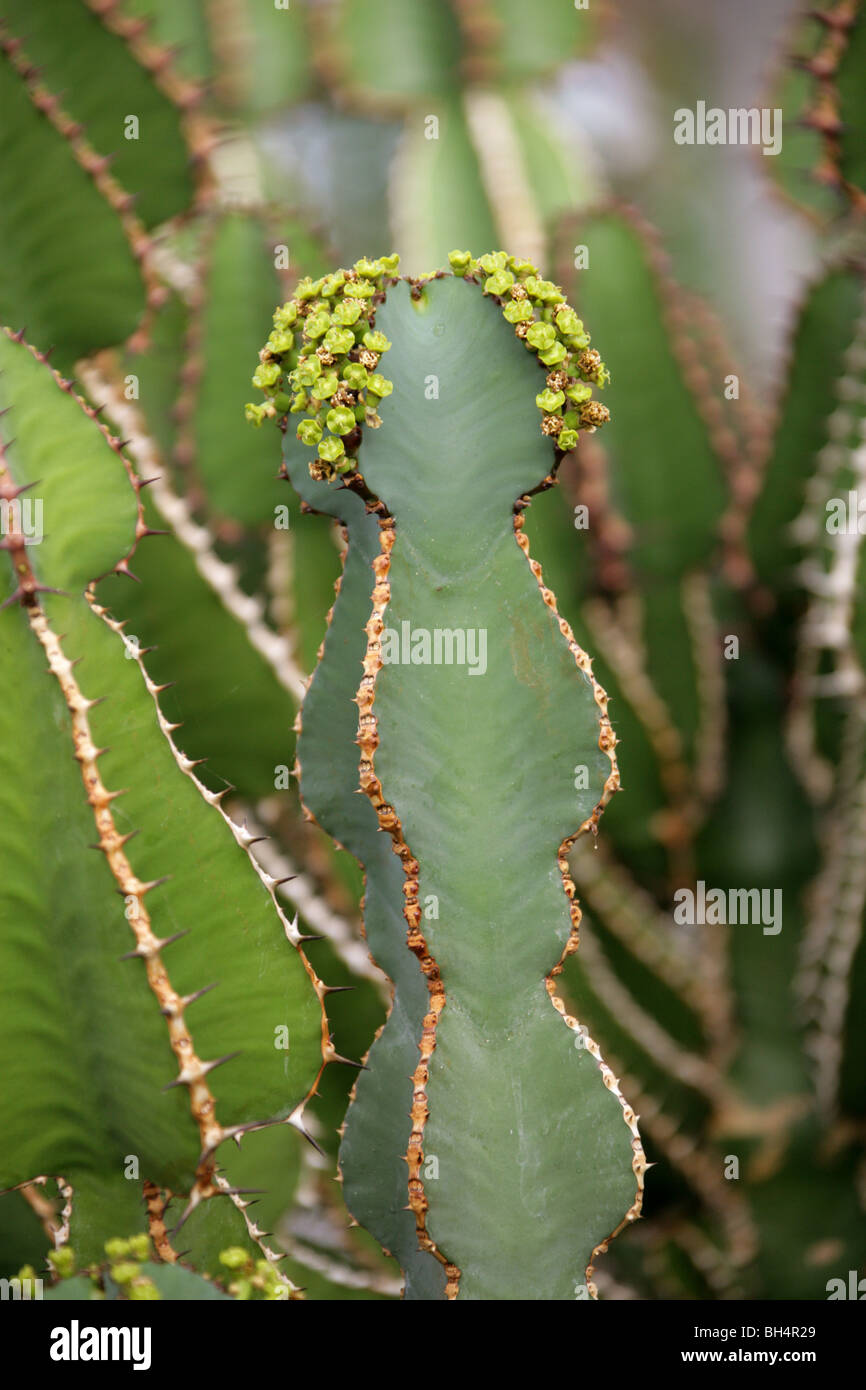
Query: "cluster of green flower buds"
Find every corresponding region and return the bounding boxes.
[46,1245,78,1280]
[246,254,400,483]
[448,250,610,449]
[218,1245,288,1300]
[103,1235,161,1300]
[38,1236,162,1301]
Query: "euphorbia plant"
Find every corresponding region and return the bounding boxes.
[0,327,330,1298]
[248,251,647,1300]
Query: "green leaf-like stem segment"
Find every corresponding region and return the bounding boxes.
[280,268,645,1299]
[0,331,326,1262]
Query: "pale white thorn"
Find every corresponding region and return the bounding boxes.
[280,908,303,947]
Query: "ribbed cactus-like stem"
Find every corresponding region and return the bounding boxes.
[251,252,646,1299]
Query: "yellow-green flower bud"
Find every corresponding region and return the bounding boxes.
[267,329,294,355]
[524,276,564,304]
[273,301,299,329]
[294,356,322,386]
[367,373,393,398]
[320,271,346,297]
[525,322,556,353]
[323,326,355,355]
[343,362,368,390]
[219,1247,251,1270]
[318,436,345,463]
[303,310,330,340]
[332,299,363,326]
[326,406,356,436]
[502,300,533,324]
[554,309,590,349]
[536,388,565,412]
[49,1247,77,1279]
[346,279,375,298]
[484,270,514,297]
[297,419,323,446]
[538,341,568,367]
[448,250,473,275]
[363,330,391,353]
[478,251,508,275]
[553,306,581,334]
[310,371,339,400]
[295,276,324,301]
[252,362,281,390]
[127,1280,161,1301]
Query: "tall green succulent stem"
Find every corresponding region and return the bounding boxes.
[253,253,646,1300]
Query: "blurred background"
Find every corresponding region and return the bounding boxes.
[262,0,815,383]
[1,0,865,1299]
